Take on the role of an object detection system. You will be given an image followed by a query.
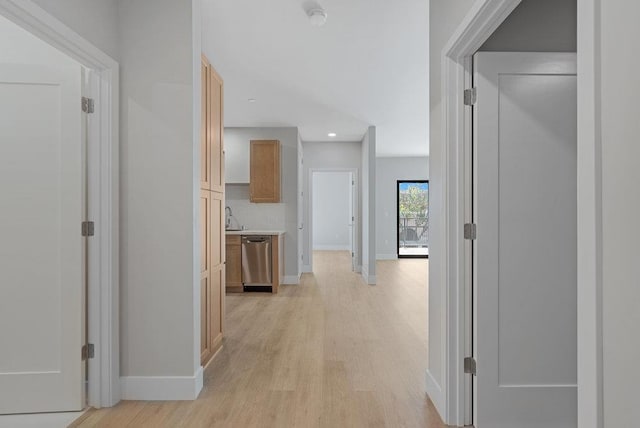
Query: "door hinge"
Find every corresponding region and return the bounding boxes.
[464,223,476,240]
[82,221,95,237]
[351,252,354,257]
[464,357,476,375]
[82,97,95,113]
[464,88,476,106]
[82,343,95,360]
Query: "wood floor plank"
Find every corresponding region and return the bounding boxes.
[72,251,443,428]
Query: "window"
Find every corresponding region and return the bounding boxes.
[397,180,429,258]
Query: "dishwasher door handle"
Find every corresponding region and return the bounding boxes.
[245,238,268,243]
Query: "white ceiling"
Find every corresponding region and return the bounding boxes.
[202,0,429,156]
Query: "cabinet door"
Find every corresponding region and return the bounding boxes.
[250,140,281,203]
[209,67,224,193]
[200,57,210,190]
[200,190,212,364]
[210,191,224,355]
[211,265,224,353]
[201,55,225,365]
[225,236,242,292]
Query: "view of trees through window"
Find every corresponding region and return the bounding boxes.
[398,181,429,257]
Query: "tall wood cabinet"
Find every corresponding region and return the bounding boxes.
[200,55,224,366]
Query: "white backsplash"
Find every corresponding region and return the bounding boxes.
[225,184,287,231]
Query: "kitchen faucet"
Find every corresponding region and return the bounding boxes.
[225,206,232,229]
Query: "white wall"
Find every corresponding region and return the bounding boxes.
[312,172,352,251]
[31,0,119,61]
[0,14,80,66]
[226,185,288,231]
[224,128,250,183]
[302,141,362,272]
[361,127,376,284]
[28,0,202,399]
[480,0,576,52]
[599,1,640,426]
[117,0,199,389]
[427,0,478,420]
[375,157,429,259]
[222,127,299,282]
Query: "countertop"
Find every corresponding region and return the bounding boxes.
[225,230,286,236]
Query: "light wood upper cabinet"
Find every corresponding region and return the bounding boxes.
[250,140,281,203]
[200,56,210,190]
[209,67,224,193]
[201,56,224,192]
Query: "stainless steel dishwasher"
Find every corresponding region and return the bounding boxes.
[241,235,272,287]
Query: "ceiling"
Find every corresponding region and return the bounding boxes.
[202,0,429,156]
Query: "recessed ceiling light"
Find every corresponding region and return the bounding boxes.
[248,98,256,103]
[308,8,328,27]
[328,132,337,137]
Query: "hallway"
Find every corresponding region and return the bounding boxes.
[73,251,442,427]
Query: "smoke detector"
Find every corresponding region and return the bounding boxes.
[307,8,327,26]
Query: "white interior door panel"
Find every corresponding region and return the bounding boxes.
[474,52,577,428]
[0,62,83,414]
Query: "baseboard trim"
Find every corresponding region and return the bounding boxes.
[360,266,376,285]
[120,366,204,401]
[425,369,445,422]
[302,264,312,273]
[282,275,299,285]
[312,245,351,251]
[376,253,398,260]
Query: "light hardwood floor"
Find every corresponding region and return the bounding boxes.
[72,251,443,428]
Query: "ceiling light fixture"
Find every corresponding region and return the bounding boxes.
[248,98,256,103]
[308,8,327,27]
[328,132,337,137]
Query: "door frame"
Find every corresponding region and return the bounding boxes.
[431,0,522,425]
[0,0,120,408]
[432,0,602,427]
[308,168,359,272]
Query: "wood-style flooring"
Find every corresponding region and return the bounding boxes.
[72,251,443,427]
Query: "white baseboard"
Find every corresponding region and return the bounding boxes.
[302,264,312,273]
[361,266,376,285]
[120,366,203,401]
[377,253,398,260]
[282,275,299,285]
[355,265,361,273]
[425,369,445,423]
[312,244,351,251]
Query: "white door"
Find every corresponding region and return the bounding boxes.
[0,63,84,413]
[474,52,577,428]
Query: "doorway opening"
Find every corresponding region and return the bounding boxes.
[309,169,358,272]
[397,180,429,258]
